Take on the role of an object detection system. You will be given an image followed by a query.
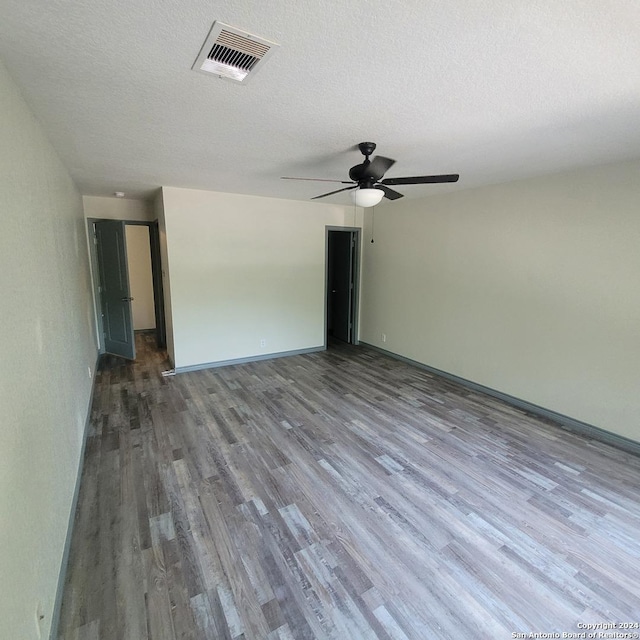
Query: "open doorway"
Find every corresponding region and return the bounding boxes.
[326,227,360,345]
[88,218,166,359]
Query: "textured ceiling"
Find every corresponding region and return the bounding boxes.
[1,0,639,203]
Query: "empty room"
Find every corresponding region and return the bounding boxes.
[1,1,639,639]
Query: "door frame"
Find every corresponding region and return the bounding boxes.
[87,218,166,353]
[324,226,361,347]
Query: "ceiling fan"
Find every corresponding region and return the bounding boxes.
[282,142,459,207]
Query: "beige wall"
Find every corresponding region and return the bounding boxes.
[0,61,97,639]
[360,160,640,441]
[83,194,154,221]
[161,187,351,369]
[125,225,156,330]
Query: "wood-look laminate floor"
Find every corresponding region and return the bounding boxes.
[58,333,640,640]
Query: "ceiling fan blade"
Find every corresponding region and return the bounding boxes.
[281,177,354,184]
[377,184,404,200]
[361,156,396,181]
[311,185,358,200]
[381,174,459,186]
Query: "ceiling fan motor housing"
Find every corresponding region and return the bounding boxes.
[349,162,372,184]
[349,142,377,184]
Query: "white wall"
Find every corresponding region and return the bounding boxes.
[83,194,154,221]
[360,160,640,442]
[0,60,97,639]
[161,187,351,369]
[125,225,156,330]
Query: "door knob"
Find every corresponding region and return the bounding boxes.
[121,296,134,301]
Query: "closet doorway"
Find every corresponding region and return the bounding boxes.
[88,219,165,358]
[326,227,360,345]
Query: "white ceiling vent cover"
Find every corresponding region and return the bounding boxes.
[192,22,279,83]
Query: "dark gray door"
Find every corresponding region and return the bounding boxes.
[327,230,355,343]
[95,220,135,359]
[149,222,166,349]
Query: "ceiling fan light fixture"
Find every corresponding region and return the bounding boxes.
[352,188,384,208]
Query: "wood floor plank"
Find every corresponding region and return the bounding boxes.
[59,332,640,639]
[142,545,176,640]
[115,423,148,640]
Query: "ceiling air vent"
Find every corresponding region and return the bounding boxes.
[192,22,279,83]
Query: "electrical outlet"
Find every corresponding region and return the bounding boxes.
[260,339,266,348]
[382,333,386,343]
